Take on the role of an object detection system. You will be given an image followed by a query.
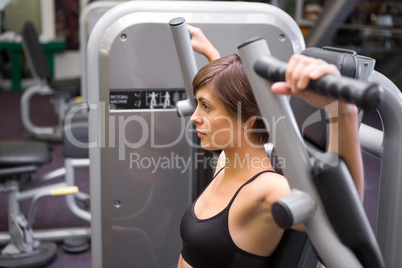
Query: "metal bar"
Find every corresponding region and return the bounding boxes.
[33,228,91,241]
[65,158,91,222]
[371,70,402,268]
[20,167,66,190]
[17,182,67,201]
[0,227,91,245]
[169,17,198,116]
[359,123,383,159]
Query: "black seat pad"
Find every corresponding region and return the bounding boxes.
[62,112,89,158]
[50,77,81,97]
[0,141,51,167]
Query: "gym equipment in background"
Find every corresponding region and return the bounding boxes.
[20,22,80,141]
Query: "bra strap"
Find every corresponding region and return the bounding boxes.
[212,167,225,179]
[227,170,275,208]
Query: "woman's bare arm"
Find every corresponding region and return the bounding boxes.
[271,54,364,200]
[187,24,220,62]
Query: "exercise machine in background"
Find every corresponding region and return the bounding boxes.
[0,138,91,267]
[20,22,81,142]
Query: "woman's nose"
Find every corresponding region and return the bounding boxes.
[190,111,203,125]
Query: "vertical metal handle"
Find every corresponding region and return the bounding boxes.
[169,17,198,116]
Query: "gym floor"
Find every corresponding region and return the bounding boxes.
[0,90,382,267]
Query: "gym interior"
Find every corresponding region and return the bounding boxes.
[0,0,400,267]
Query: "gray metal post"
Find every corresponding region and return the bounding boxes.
[79,1,122,104]
[359,124,383,159]
[370,71,402,268]
[169,17,198,116]
[64,158,91,222]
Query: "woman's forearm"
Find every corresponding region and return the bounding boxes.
[327,104,364,200]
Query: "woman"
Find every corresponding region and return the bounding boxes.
[178,26,364,268]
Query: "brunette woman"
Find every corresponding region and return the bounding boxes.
[177,26,364,268]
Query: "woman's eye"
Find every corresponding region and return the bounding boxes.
[202,103,209,110]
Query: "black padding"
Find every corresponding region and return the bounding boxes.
[62,113,89,158]
[290,98,328,151]
[21,21,80,98]
[269,230,318,267]
[0,141,51,167]
[0,165,37,177]
[272,200,294,229]
[50,77,81,97]
[312,154,385,268]
[302,47,360,78]
[22,22,51,81]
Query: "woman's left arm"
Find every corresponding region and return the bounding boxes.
[326,103,364,200]
[271,54,364,200]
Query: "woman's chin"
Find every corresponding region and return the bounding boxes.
[200,143,223,151]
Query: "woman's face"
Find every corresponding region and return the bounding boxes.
[191,85,243,150]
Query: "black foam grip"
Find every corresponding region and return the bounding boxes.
[253,56,383,110]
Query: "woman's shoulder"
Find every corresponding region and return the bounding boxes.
[232,171,290,224]
[252,170,288,188]
[245,171,291,206]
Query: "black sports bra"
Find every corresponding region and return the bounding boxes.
[180,169,275,268]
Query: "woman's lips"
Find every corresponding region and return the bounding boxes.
[197,131,207,138]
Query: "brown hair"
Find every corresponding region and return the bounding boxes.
[192,54,268,145]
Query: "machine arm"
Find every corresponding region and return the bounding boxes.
[238,36,385,268]
[169,17,198,117]
[253,52,383,110]
[311,155,384,268]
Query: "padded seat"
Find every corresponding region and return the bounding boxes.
[62,113,89,158]
[0,141,51,167]
[22,22,81,100]
[50,77,81,98]
[20,21,82,141]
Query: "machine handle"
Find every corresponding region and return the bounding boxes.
[169,17,198,116]
[254,55,383,110]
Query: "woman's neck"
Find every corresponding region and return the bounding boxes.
[222,144,273,177]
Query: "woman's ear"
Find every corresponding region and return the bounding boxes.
[243,117,256,130]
